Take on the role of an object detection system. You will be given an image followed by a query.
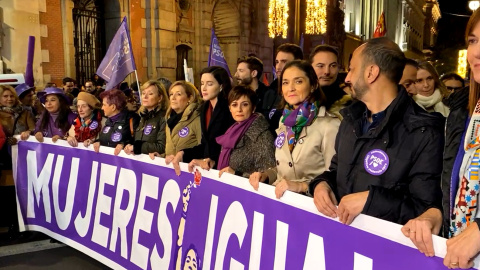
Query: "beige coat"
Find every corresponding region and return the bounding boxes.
[165,102,202,156]
[266,106,340,185]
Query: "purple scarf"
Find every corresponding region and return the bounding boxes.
[216,113,259,170]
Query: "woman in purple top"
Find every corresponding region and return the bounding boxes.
[33,87,76,142]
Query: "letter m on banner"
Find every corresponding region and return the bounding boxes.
[96,17,136,91]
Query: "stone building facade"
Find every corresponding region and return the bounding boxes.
[1,0,346,87]
[342,0,441,64]
[0,0,276,87]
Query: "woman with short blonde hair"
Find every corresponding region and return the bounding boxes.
[124,80,169,155]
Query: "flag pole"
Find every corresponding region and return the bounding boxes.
[134,70,142,106]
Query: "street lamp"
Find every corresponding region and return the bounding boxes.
[470,0,480,11]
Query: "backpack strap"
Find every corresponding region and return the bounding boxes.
[129,118,134,137]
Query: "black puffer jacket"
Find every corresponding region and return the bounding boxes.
[98,110,140,148]
[309,87,445,225]
[133,107,166,155]
[441,87,469,237]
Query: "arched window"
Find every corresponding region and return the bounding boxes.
[176,44,192,81]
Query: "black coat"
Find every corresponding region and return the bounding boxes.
[264,79,282,133]
[256,82,275,118]
[441,87,469,237]
[133,107,167,155]
[309,87,445,225]
[98,110,140,148]
[322,77,348,110]
[183,96,235,167]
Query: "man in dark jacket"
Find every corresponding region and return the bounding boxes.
[264,43,304,132]
[309,45,352,119]
[309,37,444,231]
[235,56,272,118]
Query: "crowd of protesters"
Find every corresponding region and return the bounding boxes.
[3,9,480,269]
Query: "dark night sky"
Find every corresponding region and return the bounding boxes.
[434,0,472,73]
[437,0,470,49]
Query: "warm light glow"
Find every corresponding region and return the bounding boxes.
[458,49,467,79]
[470,1,480,11]
[268,0,289,38]
[305,0,327,34]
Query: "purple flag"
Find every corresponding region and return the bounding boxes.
[96,17,136,91]
[272,66,277,80]
[207,29,232,77]
[299,33,304,52]
[25,36,35,87]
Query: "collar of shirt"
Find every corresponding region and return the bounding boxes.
[362,108,386,135]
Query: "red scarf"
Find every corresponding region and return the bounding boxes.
[74,111,102,142]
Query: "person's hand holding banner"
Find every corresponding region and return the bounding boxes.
[249,172,268,191]
[274,179,309,199]
[149,152,161,160]
[114,144,123,156]
[93,142,100,152]
[166,151,184,176]
[124,144,134,155]
[401,208,442,258]
[313,181,338,218]
[83,139,93,148]
[67,136,78,147]
[20,131,31,141]
[337,191,368,225]
[51,135,61,143]
[218,166,234,177]
[443,222,480,269]
[188,158,215,172]
[34,132,44,142]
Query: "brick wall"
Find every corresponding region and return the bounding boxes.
[39,0,65,87]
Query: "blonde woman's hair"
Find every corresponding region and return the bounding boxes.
[166,80,202,117]
[138,80,170,113]
[0,85,20,107]
[467,9,480,115]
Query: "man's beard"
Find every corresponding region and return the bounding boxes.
[237,76,253,86]
[351,77,368,101]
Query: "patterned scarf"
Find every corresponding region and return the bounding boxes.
[73,110,102,142]
[450,99,480,237]
[281,100,319,152]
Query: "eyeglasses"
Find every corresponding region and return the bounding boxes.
[446,86,463,91]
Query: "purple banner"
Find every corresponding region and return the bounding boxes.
[207,28,232,77]
[96,17,136,91]
[12,139,468,270]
